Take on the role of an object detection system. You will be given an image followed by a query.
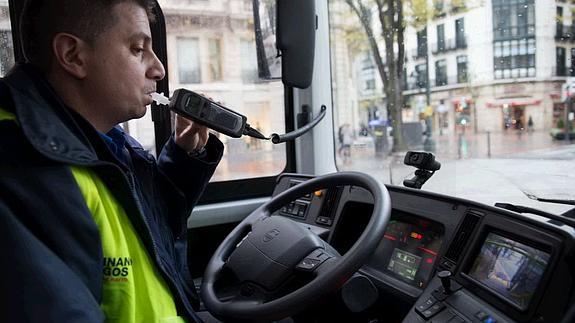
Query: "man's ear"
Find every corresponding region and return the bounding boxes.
[52,33,89,79]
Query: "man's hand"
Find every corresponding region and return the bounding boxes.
[174,114,209,153]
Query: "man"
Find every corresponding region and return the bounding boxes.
[0,0,223,322]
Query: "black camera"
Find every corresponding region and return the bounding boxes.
[403,151,441,189]
[404,151,441,171]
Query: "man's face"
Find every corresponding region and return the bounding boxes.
[82,2,165,127]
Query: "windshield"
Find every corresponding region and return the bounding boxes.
[329,0,575,215]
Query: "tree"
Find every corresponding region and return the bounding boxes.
[345,0,408,152]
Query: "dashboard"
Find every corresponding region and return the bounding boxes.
[271,174,575,323]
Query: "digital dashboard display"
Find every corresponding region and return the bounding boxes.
[368,211,444,289]
[468,233,551,310]
[387,248,422,281]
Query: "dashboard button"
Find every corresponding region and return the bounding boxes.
[296,258,321,271]
[420,302,446,319]
[415,297,436,313]
[316,216,333,226]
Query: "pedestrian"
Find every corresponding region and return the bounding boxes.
[338,124,353,161]
[338,124,345,154]
[528,115,534,133]
[0,0,223,322]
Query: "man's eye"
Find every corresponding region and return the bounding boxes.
[133,47,144,54]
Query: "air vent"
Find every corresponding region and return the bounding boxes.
[444,210,484,263]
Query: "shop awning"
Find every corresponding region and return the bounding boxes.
[486,98,542,108]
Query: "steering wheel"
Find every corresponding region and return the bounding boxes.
[200,172,391,321]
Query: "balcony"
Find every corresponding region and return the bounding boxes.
[493,25,535,41]
[556,25,575,42]
[431,37,467,54]
[405,75,464,91]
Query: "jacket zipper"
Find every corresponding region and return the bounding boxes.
[123,169,199,321]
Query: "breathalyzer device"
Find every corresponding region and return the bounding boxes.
[167,89,248,138]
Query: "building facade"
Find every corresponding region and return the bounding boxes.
[338,0,573,135]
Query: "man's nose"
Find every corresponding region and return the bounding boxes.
[147,51,166,81]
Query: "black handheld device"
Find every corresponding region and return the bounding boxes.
[169,89,247,138]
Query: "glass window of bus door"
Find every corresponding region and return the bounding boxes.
[134,1,291,202]
[153,0,287,181]
[0,1,14,77]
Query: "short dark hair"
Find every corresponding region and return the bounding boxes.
[20,0,156,72]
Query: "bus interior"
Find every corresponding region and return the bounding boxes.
[2,0,575,322]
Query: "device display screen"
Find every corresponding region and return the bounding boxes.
[367,211,444,289]
[468,232,551,309]
[387,248,422,281]
[185,93,203,109]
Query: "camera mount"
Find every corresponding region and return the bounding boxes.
[402,151,441,189]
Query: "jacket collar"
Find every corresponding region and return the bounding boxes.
[1,63,100,164]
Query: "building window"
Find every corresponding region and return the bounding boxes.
[208,38,222,82]
[177,37,201,84]
[455,18,466,48]
[451,0,466,13]
[435,60,447,86]
[240,39,258,83]
[457,55,468,83]
[436,24,445,53]
[0,30,14,77]
[416,64,428,89]
[493,38,535,79]
[402,68,408,90]
[570,48,575,76]
[433,0,446,18]
[417,28,427,58]
[556,7,564,39]
[492,0,534,41]
[364,79,376,90]
[557,47,567,76]
[361,54,375,71]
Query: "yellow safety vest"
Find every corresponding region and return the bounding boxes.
[1,107,185,323]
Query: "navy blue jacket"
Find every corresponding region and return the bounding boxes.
[0,64,224,322]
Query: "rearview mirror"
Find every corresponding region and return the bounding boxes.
[252,0,316,89]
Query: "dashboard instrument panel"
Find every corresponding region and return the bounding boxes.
[367,210,444,289]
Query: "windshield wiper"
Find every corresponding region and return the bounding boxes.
[523,193,575,206]
[494,203,575,228]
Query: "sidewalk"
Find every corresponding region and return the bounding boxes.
[431,129,572,160]
[343,129,573,162]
